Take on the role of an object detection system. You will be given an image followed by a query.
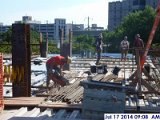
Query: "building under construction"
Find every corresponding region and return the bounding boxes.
[0,3,160,120]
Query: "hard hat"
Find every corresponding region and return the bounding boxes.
[67,56,72,64]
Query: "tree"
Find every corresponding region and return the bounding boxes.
[0,28,41,54]
[122,6,156,46]
[104,6,159,52]
[0,28,12,53]
[72,35,95,54]
[48,40,59,54]
[2,27,12,43]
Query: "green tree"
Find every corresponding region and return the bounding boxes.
[0,28,12,53]
[104,6,159,52]
[122,6,156,46]
[2,28,12,43]
[72,35,95,54]
[0,28,41,54]
[48,40,59,54]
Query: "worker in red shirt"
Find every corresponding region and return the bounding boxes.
[133,34,144,59]
[46,55,71,87]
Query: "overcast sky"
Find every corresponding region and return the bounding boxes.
[0,0,118,28]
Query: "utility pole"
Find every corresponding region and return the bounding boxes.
[46,20,48,57]
[88,16,90,31]
[85,16,92,31]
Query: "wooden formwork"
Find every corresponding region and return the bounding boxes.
[0,53,4,112]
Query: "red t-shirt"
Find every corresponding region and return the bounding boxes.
[134,38,144,47]
[46,56,65,66]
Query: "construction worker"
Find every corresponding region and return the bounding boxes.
[95,33,103,65]
[46,55,71,88]
[120,36,129,61]
[133,34,144,58]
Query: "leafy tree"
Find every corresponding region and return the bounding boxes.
[48,40,59,54]
[122,6,156,46]
[72,35,95,54]
[0,28,12,53]
[2,28,12,43]
[0,41,11,53]
[0,26,61,54]
[104,6,159,52]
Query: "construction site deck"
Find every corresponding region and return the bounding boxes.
[1,56,160,120]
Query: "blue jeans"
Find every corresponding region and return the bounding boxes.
[46,64,60,87]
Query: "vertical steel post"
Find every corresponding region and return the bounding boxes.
[135,49,142,94]
[69,29,72,57]
[60,28,64,55]
[12,24,31,97]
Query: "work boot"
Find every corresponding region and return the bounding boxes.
[96,62,101,65]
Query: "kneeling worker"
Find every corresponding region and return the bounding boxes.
[46,55,71,87]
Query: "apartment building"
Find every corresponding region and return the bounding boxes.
[34,23,55,41]
[72,24,84,31]
[17,16,66,41]
[54,18,66,41]
[0,23,11,33]
[1,15,104,42]
[108,0,159,31]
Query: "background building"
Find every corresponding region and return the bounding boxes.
[34,23,55,41]
[146,0,158,9]
[54,18,66,42]
[90,24,104,31]
[0,23,10,33]
[72,24,84,31]
[108,0,159,31]
[15,16,66,42]
[1,15,104,42]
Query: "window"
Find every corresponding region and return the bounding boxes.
[140,0,145,5]
[133,0,138,5]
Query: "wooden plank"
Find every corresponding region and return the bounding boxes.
[38,102,82,110]
[4,97,45,107]
[4,97,45,101]
[68,88,84,103]
[141,79,157,92]
[65,87,83,102]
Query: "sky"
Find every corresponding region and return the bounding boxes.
[0,0,118,29]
